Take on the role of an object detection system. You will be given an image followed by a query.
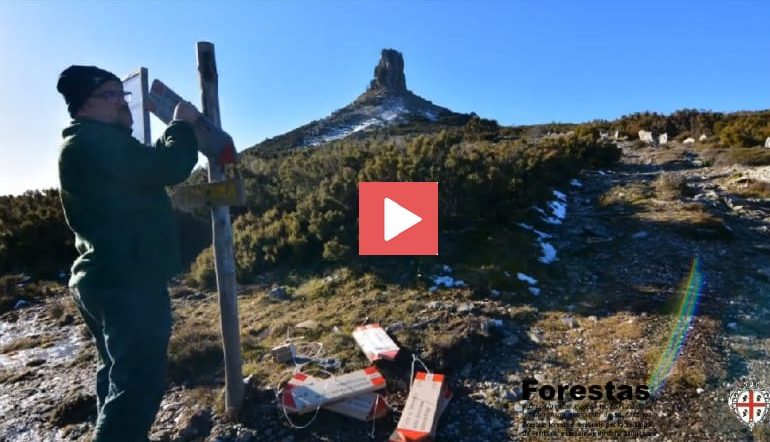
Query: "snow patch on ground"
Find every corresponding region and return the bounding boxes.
[518,223,551,239]
[517,272,541,296]
[305,100,413,146]
[518,222,559,265]
[548,200,567,221]
[538,241,558,264]
[422,110,438,121]
[430,275,466,292]
[517,273,538,285]
[535,207,561,225]
[429,264,466,291]
[534,190,568,225]
[351,118,380,133]
[0,309,86,370]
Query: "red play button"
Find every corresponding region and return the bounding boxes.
[359,182,438,255]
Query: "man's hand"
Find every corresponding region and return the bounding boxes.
[173,101,201,124]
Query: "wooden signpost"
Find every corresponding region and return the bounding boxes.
[147,44,245,416]
[196,41,244,417]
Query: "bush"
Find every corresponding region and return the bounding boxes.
[463,114,500,141]
[322,239,350,262]
[188,246,217,289]
[0,189,75,278]
[716,113,770,148]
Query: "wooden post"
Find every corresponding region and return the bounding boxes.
[196,41,243,417]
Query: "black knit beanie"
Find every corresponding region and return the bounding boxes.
[56,65,121,117]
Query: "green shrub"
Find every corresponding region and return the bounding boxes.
[188,246,217,289]
[322,239,350,262]
[0,189,75,278]
[716,113,770,148]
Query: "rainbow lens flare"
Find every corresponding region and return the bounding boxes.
[647,256,705,396]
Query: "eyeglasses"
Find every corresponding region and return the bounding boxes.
[90,90,132,104]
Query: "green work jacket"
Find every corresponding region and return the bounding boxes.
[58,118,198,289]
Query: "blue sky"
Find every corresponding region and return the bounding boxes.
[1,1,769,195]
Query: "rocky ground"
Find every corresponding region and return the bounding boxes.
[2,142,770,441]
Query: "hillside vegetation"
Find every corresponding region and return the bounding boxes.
[188,119,620,287]
[4,108,770,294]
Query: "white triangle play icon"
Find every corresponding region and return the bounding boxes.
[384,197,422,241]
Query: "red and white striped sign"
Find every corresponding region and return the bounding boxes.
[324,392,390,421]
[280,366,386,414]
[353,323,400,362]
[389,372,449,442]
[285,371,390,421]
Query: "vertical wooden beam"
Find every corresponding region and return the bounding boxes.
[196,41,243,417]
[139,67,151,146]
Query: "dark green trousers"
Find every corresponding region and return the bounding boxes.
[71,284,171,442]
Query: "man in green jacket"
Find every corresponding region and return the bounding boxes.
[57,65,201,441]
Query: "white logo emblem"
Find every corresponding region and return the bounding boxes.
[728,382,769,429]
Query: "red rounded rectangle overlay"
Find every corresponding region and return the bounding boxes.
[359,182,438,256]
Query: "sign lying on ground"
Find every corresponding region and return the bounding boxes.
[352,323,400,362]
[324,391,390,421]
[281,366,386,414]
[287,372,390,421]
[390,372,450,442]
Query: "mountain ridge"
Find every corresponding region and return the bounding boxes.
[244,48,471,154]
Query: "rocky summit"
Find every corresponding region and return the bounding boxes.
[250,48,466,152]
[368,48,407,94]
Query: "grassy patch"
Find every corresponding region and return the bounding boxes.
[169,266,511,389]
[0,368,35,384]
[582,314,645,354]
[599,182,653,207]
[0,336,43,354]
[651,147,689,166]
[701,148,770,167]
[0,276,68,314]
[167,326,224,385]
[653,173,690,200]
[46,296,79,326]
[725,179,770,199]
[644,316,723,394]
[294,277,334,300]
[635,202,731,240]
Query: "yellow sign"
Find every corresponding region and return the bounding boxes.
[171,177,245,208]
